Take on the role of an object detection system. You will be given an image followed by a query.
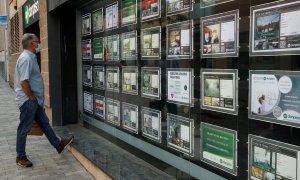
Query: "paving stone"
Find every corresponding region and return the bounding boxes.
[0,77,94,179]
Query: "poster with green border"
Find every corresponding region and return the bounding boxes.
[122,0,136,25]
[93,38,103,60]
[92,8,103,32]
[200,122,237,175]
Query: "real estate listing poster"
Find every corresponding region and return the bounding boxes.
[122,66,138,95]
[167,21,193,59]
[249,135,300,180]
[201,10,239,58]
[106,99,120,126]
[122,102,138,133]
[250,1,300,56]
[84,92,93,114]
[93,38,103,60]
[249,70,300,128]
[141,0,160,21]
[201,69,238,115]
[200,0,234,8]
[167,69,194,106]
[121,31,137,60]
[105,3,118,30]
[141,27,161,59]
[93,66,105,90]
[92,8,104,32]
[167,113,194,156]
[83,66,92,87]
[141,107,161,142]
[122,0,136,25]
[200,123,237,175]
[166,0,191,15]
[106,67,120,92]
[82,13,91,35]
[141,67,161,100]
[82,40,92,60]
[104,35,119,61]
[94,95,105,118]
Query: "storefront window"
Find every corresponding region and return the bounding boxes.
[79,0,300,179]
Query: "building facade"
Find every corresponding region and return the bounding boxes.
[7,0,300,179]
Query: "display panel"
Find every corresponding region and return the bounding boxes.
[93,66,105,90]
[94,94,105,118]
[122,66,138,95]
[167,113,194,156]
[122,102,139,133]
[201,10,239,58]
[106,98,120,126]
[105,3,119,30]
[141,0,160,21]
[249,70,300,128]
[201,69,238,115]
[166,0,191,15]
[92,8,104,33]
[82,40,92,60]
[141,26,161,59]
[167,68,194,106]
[200,123,238,175]
[106,67,120,92]
[166,21,193,59]
[93,38,103,60]
[121,0,137,26]
[104,35,119,61]
[83,91,93,114]
[82,13,91,35]
[141,67,161,100]
[83,65,92,87]
[200,0,234,8]
[141,107,161,142]
[249,135,300,180]
[121,31,137,60]
[250,1,300,56]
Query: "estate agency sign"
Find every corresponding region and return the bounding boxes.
[23,0,39,29]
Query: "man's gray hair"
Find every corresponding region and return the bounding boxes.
[22,33,36,49]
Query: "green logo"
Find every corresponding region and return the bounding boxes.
[24,5,29,25]
[283,114,287,118]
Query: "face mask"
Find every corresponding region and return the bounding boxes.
[35,43,42,53]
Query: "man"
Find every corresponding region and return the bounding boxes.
[14,33,74,167]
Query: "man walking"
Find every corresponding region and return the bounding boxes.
[14,33,74,167]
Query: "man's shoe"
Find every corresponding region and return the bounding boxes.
[56,135,74,154]
[16,156,33,167]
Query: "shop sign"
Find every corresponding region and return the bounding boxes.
[23,0,39,28]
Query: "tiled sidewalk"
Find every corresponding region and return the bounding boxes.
[0,77,94,180]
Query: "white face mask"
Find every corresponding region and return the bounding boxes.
[35,43,42,53]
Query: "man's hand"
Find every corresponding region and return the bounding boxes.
[29,95,36,101]
[20,80,36,101]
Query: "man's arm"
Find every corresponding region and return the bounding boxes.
[20,80,36,101]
